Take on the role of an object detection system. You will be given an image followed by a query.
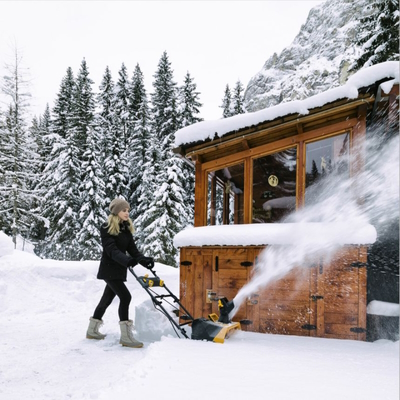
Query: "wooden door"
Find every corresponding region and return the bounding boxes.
[179,247,213,320]
[317,246,367,340]
[210,247,254,325]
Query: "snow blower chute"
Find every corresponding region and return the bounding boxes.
[128,266,240,343]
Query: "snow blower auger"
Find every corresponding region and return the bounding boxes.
[128,267,241,343]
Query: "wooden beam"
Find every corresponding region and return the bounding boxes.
[191,154,203,163]
[194,161,205,227]
[241,139,250,150]
[296,123,303,135]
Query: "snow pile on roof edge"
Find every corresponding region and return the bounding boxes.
[174,61,399,147]
[173,222,377,248]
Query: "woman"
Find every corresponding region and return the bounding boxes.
[86,198,154,348]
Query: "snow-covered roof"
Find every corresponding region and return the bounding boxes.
[173,223,377,248]
[174,61,399,148]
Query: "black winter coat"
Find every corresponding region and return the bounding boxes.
[97,221,144,281]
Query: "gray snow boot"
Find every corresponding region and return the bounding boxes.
[86,317,106,340]
[119,320,143,348]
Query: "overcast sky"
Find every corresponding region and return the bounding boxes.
[0,1,325,121]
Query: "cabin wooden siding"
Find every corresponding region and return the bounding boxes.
[179,245,368,341]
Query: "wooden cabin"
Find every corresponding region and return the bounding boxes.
[173,62,399,341]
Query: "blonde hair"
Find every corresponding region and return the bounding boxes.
[106,214,135,236]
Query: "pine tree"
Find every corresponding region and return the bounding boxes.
[179,71,203,127]
[0,109,9,234]
[38,104,52,173]
[76,125,107,260]
[0,48,40,247]
[114,62,131,150]
[51,67,75,140]
[75,59,106,260]
[350,0,399,71]
[133,130,160,252]
[221,84,233,118]
[142,51,188,265]
[232,80,246,115]
[178,71,204,225]
[98,66,128,202]
[128,64,150,224]
[39,67,82,260]
[74,58,95,157]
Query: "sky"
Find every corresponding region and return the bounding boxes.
[0,0,325,122]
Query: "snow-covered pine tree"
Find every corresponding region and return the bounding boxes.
[232,80,246,115]
[178,71,204,225]
[142,51,188,265]
[37,104,52,173]
[127,64,150,224]
[179,72,203,127]
[98,66,129,203]
[51,67,75,140]
[350,0,399,71]
[221,84,233,118]
[109,63,130,199]
[133,129,160,253]
[39,67,82,260]
[73,59,95,158]
[28,115,46,243]
[75,59,107,260]
[0,49,40,247]
[0,109,9,234]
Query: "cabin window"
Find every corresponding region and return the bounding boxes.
[305,132,350,205]
[252,147,297,223]
[207,163,244,225]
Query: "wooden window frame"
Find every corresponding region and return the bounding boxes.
[195,118,361,227]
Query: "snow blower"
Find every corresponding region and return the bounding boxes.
[128,266,241,343]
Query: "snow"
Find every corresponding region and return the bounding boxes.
[0,236,398,400]
[367,301,400,317]
[173,222,377,248]
[174,61,399,147]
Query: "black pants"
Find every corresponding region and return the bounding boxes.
[93,280,132,321]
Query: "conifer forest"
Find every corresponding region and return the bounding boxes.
[0,50,245,264]
[0,0,397,265]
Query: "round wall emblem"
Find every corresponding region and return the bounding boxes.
[268,175,279,187]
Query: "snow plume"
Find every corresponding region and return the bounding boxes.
[232,133,399,316]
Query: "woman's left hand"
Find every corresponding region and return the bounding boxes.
[138,256,154,269]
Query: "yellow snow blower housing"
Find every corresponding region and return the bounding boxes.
[190,297,241,343]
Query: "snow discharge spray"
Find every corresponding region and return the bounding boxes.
[231,133,399,318]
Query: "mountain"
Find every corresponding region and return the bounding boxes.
[244,0,380,112]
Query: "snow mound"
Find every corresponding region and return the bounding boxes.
[0,231,14,257]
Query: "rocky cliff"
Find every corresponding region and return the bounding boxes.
[244,0,375,112]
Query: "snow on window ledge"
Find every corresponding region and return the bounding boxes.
[367,300,400,317]
[173,223,377,248]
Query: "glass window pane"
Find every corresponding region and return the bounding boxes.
[207,163,244,225]
[305,133,350,205]
[252,147,297,223]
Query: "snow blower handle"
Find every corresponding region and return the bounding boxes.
[128,266,163,288]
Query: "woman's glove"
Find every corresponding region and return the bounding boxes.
[127,258,137,267]
[138,256,154,269]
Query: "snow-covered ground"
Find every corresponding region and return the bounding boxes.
[0,236,398,400]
